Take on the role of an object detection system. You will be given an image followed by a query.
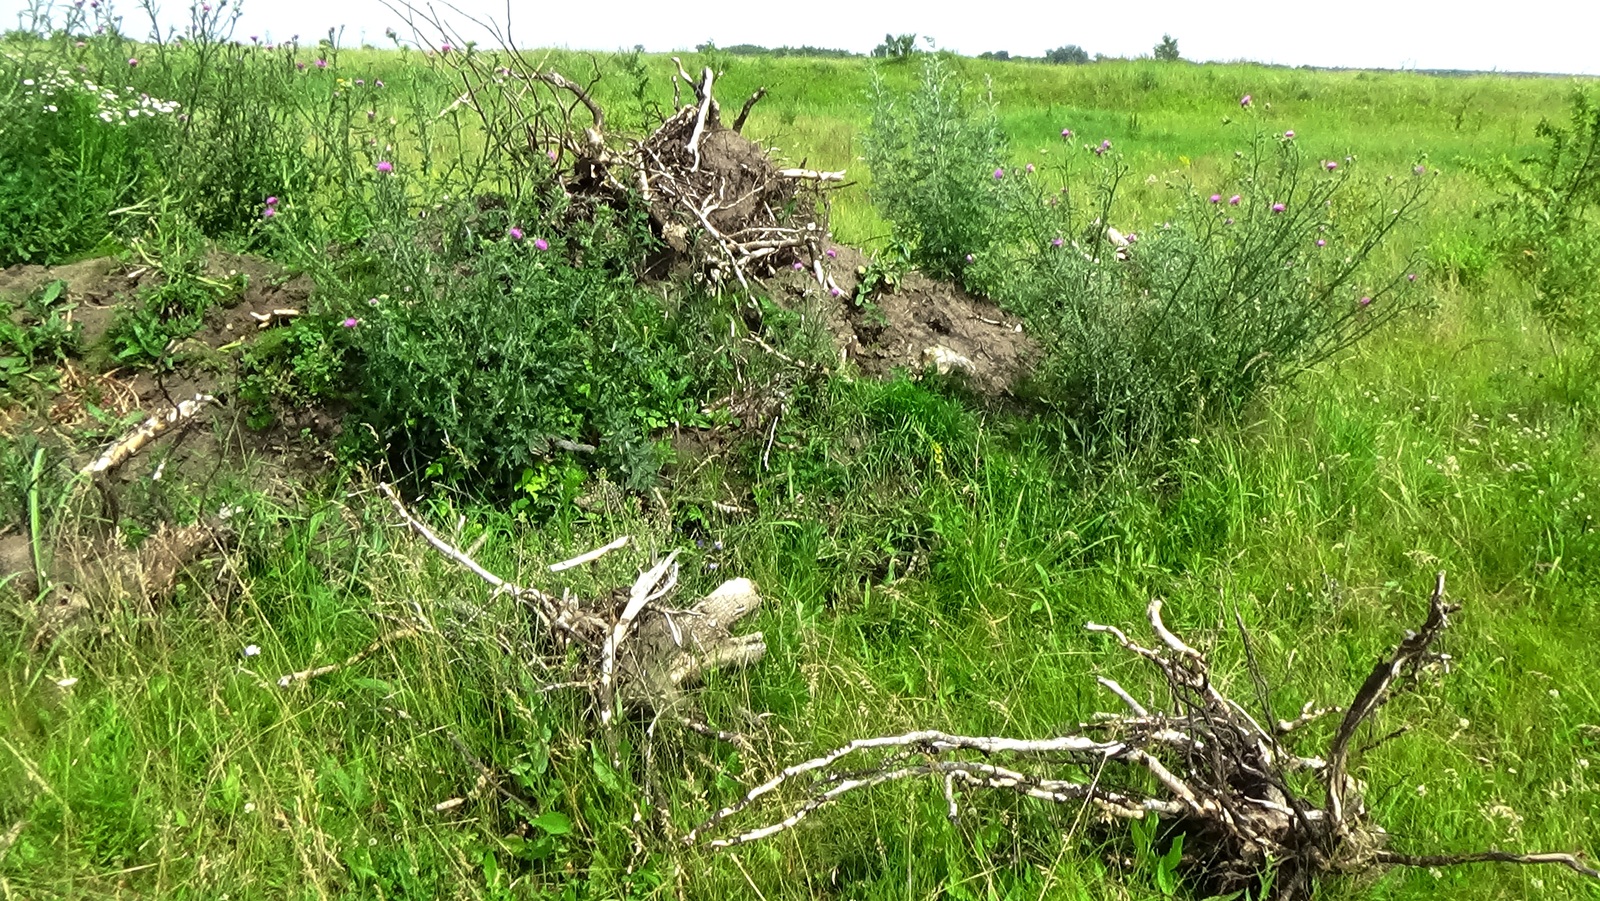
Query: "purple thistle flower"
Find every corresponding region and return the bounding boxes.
[1240,93,1252,108]
[440,43,453,53]
[965,253,975,263]
[1101,139,1112,151]
[1051,237,1064,247]
[1271,202,1286,213]
[1315,239,1326,247]
[315,58,327,69]
[1414,164,1427,175]
[1284,130,1295,139]
[128,57,139,67]
[508,227,524,240]
[830,287,842,296]
[1025,163,1035,173]
[825,248,836,258]
[342,317,359,328]
[1358,296,1372,307]
[265,196,278,206]
[376,160,393,173]
[533,237,549,251]
[1325,160,1338,171]
[993,168,1004,179]
[296,62,306,71]
[1408,273,1417,281]
[1209,194,1222,204]
[261,207,276,219]
[1228,194,1241,206]
[792,260,804,270]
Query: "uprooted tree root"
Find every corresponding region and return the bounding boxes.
[375,484,766,751]
[386,2,845,293]
[687,574,1600,898]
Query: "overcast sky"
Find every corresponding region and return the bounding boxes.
[9,0,1600,75]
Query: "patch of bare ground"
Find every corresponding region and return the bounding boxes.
[1,252,328,640]
[765,243,1038,398]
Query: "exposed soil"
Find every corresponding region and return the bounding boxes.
[766,244,1039,397]
[1,253,324,631]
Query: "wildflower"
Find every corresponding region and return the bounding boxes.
[315,58,327,69]
[1271,202,1286,213]
[1209,194,1222,203]
[1051,237,1064,247]
[440,43,453,53]
[128,57,139,67]
[243,644,261,657]
[354,78,365,85]
[261,207,276,219]
[296,62,305,71]
[993,168,1004,179]
[1228,194,1241,205]
[1358,296,1372,307]
[1225,217,1235,225]
[1060,128,1072,139]
[1101,138,1112,151]
[1407,273,1417,281]
[342,317,359,328]
[1325,160,1337,171]
[546,148,557,162]
[1283,130,1295,139]
[965,253,975,263]
[376,160,393,172]
[825,248,836,258]
[368,297,379,306]
[265,196,278,206]
[1315,239,1325,247]
[1025,163,1035,173]
[1414,164,1427,175]
[1240,93,1252,108]
[533,237,549,251]
[250,35,258,42]
[830,287,842,296]
[508,226,524,240]
[792,260,804,270]
[374,79,385,87]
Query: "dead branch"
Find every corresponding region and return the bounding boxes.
[690,573,1599,897]
[732,87,766,134]
[82,393,214,476]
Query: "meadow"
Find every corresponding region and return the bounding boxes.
[2,10,1600,900]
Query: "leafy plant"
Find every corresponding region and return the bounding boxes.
[0,279,78,402]
[998,135,1429,445]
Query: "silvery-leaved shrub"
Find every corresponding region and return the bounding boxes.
[863,53,1014,289]
[1000,135,1429,446]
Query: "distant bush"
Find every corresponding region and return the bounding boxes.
[863,54,1014,287]
[1153,35,1181,62]
[1045,45,1090,65]
[1472,88,1600,331]
[872,34,921,60]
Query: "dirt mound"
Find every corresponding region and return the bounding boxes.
[767,244,1038,397]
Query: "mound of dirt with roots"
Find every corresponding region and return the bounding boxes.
[767,244,1039,397]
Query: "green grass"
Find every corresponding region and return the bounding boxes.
[3,44,1600,901]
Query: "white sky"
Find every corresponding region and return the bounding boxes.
[8,0,1600,75]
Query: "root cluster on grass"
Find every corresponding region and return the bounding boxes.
[687,574,1600,898]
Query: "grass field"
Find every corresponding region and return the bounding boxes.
[3,25,1600,901]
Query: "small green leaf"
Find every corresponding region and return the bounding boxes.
[529,811,572,835]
